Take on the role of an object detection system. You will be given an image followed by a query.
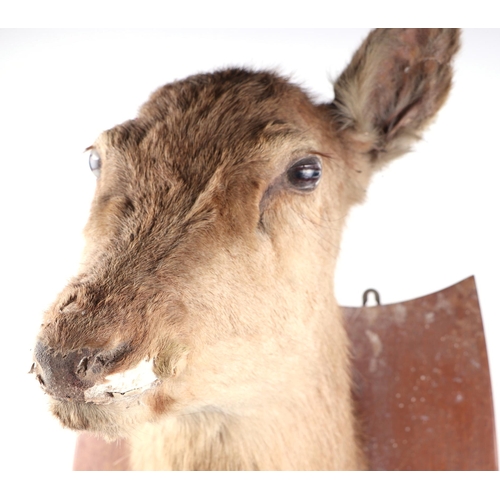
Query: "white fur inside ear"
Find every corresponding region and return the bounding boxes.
[84,359,158,403]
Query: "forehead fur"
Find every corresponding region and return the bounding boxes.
[104,69,317,186]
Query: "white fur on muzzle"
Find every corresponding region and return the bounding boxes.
[84,359,159,404]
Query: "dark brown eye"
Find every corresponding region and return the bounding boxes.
[287,157,322,191]
[89,150,102,178]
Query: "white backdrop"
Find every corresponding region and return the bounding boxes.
[1,29,498,472]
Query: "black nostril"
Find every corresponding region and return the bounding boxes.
[36,374,45,387]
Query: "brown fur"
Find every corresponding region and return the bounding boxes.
[33,29,460,470]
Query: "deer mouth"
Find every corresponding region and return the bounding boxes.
[32,350,160,406]
[83,359,160,405]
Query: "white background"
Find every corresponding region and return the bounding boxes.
[0,29,498,474]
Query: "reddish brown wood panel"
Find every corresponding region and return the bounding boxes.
[73,434,129,471]
[344,276,498,470]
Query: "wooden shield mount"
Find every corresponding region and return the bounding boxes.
[346,275,497,470]
[73,276,497,470]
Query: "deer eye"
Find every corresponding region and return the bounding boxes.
[89,150,102,178]
[287,157,322,191]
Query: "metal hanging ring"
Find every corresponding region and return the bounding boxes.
[362,288,381,307]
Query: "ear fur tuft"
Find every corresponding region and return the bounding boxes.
[331,28,460,169]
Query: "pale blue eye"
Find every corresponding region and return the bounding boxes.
[89,150,102,178]
[287,157,322,191]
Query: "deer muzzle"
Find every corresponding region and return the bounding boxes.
[32,341,158,404]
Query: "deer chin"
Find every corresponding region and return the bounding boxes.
[50,399,143,439]
[48,359,166,439]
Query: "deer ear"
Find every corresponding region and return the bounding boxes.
[332,29,460,168]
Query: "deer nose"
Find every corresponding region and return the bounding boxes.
[32,341,124,402]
